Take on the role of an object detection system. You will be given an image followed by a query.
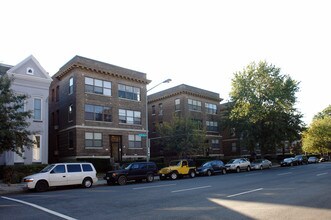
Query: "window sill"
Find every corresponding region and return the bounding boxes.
[85,147,103,150]
[33,120,43,123]
[128,148,143,150]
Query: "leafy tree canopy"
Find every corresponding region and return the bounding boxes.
[302,106,331,153]
[156,116,207,158]
[314,105,331,120]
[0,75,34,155]
[228,61,304,154]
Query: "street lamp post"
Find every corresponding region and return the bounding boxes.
[146,79,171,161]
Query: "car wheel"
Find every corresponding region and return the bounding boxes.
[118,175,127,185]
[222,169,226,175]
[269,164,272,169]
[290,163,293,166]
[189,170,196,178]
[247,166,251,172]
[82,177,93,188]
[146,174,154,183]
[206,170,212,176]
[35,180,49,192]
[236,167,240,173]
[260,165,263,170]
[170,172,178,180]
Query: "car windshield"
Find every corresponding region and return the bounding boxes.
[123,164,132,170]
[202,162,212,167]
[227,159,240,164]
[169,160,181,166]
[284,158,292,162]
[39,164,55,173]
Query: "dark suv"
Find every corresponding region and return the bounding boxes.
[104,162,158,185]
[294,155,308,165]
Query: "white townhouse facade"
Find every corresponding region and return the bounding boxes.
[0,55,52,165]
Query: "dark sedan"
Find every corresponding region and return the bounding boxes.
[280,157,298,167]
[196,160,226,176]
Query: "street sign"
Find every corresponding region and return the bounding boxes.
[138,133,147,137]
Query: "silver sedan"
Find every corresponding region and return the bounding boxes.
[251,159,272,170]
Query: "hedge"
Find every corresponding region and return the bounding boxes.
[0,164,47,184]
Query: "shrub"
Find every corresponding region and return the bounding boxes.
[1,164,47,184]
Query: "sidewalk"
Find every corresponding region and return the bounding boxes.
[0,177,107,196]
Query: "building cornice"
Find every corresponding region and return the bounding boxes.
[54,56,151,85]
[148,86,223,103]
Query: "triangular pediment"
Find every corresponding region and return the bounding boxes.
[7,55,51,80]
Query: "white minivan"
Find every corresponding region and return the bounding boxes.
[23,163,98,192]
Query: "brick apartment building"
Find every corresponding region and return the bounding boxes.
[49,56,150,163]
[148,84,223,158]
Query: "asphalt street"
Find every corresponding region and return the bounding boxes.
[1,162,331,220]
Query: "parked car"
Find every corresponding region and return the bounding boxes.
[280,157,298,166]
[319,156,330,162]
[23,163,98,192]
[104,162,158,185]
[251,159,272,170]
[225,158,251,173]
[196,160,226,176]
[294,155,308,165]
[308,156,319,164]
[159,159,196,180]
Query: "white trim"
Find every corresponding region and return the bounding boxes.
[7,55,51,80]
[32,135,42,163]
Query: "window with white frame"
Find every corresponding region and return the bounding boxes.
[32,135,41,162]
[158,103,163,115]
[85,77,111,96]
[85,104,112,122]
[69,77,74,95]
[68,104,74,122]
[206,121,218,132]
[175,98,181,111]
[205,103,217,114]
[118,84,140,101]
[85,132,102,148]
[128,135,142,148]
[188,99,202,111]
[119,109,141,125]
[33,98,42,121]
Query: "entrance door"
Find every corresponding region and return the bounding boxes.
[110,135,122,162]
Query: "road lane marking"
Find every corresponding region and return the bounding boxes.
[171,185,211,193]
[1,196,77,220]
[278,172,292,176]
[245,173,262,176]
[133,183,176,190]
[317,172,328,176]
[227,188,263,198]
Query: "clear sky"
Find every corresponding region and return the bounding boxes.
[1,0,330,125]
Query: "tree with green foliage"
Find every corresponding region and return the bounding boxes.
[302,106,331,153]
[313,105,331,120]
[228,61,304,155]
[156,116,207,158]
[0,75,34,155]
